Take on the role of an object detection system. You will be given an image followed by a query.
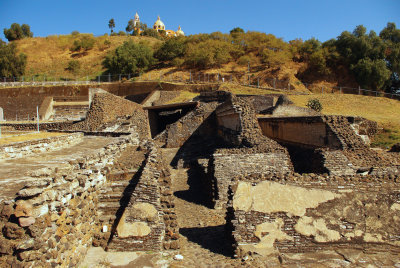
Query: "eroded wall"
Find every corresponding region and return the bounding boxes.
[229,175,400,258]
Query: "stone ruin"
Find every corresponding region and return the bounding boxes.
[0,87,399,267]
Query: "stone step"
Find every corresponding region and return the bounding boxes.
[97,201,121,209]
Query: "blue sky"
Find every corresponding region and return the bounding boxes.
[0,0,399,42]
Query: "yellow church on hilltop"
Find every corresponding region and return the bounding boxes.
[134,12,184,37]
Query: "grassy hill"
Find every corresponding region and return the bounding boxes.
[14,34,353,93]
[14,34,161,80]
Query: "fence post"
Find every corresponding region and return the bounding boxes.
[190,71,192,82]
[108,73,111,82]
[273,78,276,89]
[257,78,259,88]
[358,86,361,95]
[340,87,342,94]
[36,106,39,132]
[119,74,121,82]
[288,82,290,91]
[128,73,131,80]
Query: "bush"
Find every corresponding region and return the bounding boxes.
[306,98,323,112]
[70,35,96,53]
[103,40,155,75]
[71,31,80,36]
[171,57,184,67]
[185,39,233,69]
[66,60,81,74]
[154,37,186,62]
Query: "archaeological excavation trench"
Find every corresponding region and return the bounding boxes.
[0,86,399,267]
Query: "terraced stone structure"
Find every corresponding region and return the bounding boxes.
[0,84,400,267]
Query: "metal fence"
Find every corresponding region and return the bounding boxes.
[1,72,400,101]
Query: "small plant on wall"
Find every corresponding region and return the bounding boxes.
[306,98,323,112]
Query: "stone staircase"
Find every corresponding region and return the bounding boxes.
[96,171,139,245]
[51,96,90,121]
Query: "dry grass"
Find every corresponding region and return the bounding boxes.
[219,83,283,95]
[15,34,161,79]
[53,101,89,106]
[288,93,400,148]
[166,91,199,104]
[0,132,65,146]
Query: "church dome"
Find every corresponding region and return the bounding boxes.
[153,16,165,30]
[176,25,185,36]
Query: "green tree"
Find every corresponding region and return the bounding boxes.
[4,23,23,41]
[103,40,155,75]
[230,27,245,35]
[141,28,162,39]
[351,58,391,90]
[185,39,233,68]
[126,19,135,35]
[154,37,186,62]
[380,22,400,91]
[0,41,27,77]
[108,18,115,34]
[4,23,33,41]
[21,24,33,38]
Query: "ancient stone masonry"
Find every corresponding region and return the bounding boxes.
[155,102,219,148]
[67,92,150,139]
[320,116,400,175]
[0,134,138,267]
[0,133,83,160]
[228,173,400,258]
[106,141,179,251]
[210,95,293,209]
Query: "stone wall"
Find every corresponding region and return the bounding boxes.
[0,122,75,131]
[155,102,219,148]
[0,134,138,267]
[67,92,150,139]
[0,133,83,160]
[211,150,293,209]
[106,141,180,251]
[258,116,342,149]
[228,173,400,258]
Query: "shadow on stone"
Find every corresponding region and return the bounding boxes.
[179,225,234,257]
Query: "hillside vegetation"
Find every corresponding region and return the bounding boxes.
[14,34,161,79]
[8,22,398,94]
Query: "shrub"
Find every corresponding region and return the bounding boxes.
[103,40,155,75]
[66,60,81,74]
[185,39,233,69]
[154,37,186,62]
[171,57,184,67]
[70,35,95,53]
[306,98,323,112]
[71,31,80,36]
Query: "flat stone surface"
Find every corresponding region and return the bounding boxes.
[80,247,167,268]
[0,136,114,201]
